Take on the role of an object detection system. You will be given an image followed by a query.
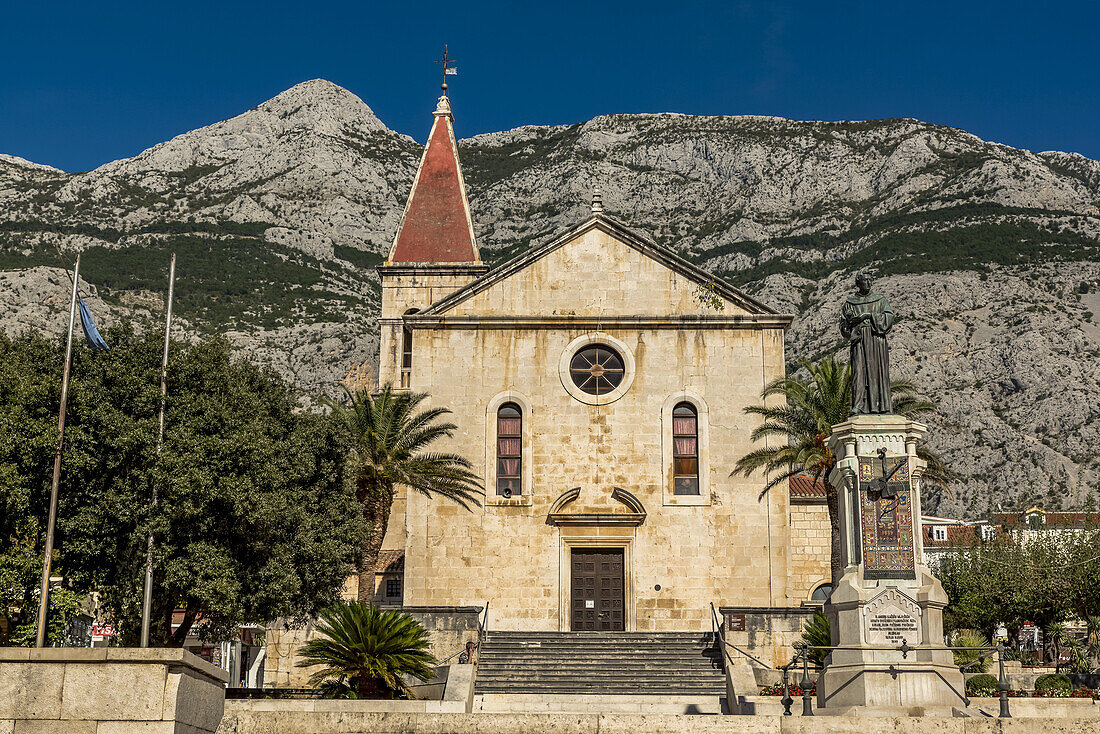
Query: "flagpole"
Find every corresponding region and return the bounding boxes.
[140,253,175,648]
[36,254,81,648]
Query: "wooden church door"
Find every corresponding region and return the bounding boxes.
[570,549,624,630]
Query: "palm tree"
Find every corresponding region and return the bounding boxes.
[325,384,483,601]
[731,356,952,582]
[297,601,436,698]
[1086,615,1100,670]
[800,611,832,666]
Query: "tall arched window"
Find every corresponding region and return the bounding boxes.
[672,402,699,495]
[497,403,522,496]
[401,308,419,388]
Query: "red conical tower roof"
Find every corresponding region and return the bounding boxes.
[387,95,480,264]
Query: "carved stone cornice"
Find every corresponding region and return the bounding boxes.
[547,487,647,527]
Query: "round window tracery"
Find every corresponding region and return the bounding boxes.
[568,344,625,395]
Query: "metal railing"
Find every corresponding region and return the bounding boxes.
[437,645,471,665]
[777,647,815,717]
[479,600,489,646]
[709,602,772,669]
[787,642,1012,718]
[439,601,490,667]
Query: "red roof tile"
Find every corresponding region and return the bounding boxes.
[389,98,479,264]
[992,511,1100,529]
[373,549,405,574]
[789,473,827,499]
[922,523,987,547]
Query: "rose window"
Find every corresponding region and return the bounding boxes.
[568,345,625,396]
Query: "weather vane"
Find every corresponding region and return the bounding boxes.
[435,44,458,94]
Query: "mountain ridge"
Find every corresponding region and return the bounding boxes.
[1,78,1098,519]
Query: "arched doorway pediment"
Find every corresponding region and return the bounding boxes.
[547,487,646,527]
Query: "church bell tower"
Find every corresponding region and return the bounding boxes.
[377,91,488,390]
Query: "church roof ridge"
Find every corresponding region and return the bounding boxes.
[417,212,787,319]
[386,95,481,265]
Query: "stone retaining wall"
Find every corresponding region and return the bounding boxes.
[0,647,227,734]
[215,710,1099,734]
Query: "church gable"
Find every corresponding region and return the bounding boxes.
[422,217,774,319]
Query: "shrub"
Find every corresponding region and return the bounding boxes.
[297,602,435,699]
[965,673,998,697]
[1034,673,1072,697]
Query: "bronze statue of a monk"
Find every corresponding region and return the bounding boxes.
[841,272,895,415]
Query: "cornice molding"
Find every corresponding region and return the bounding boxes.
[405,314,794,330]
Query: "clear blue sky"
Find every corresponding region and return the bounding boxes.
[2,1,1098,172]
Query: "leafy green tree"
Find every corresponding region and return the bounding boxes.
[7,588,84,646]
[297,601,435,698]
[324,385,482,602]
[731,356,950,581]
[934,527,1097,658]
[0,327,367,645]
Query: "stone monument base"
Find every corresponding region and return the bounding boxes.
[817,415,965,715]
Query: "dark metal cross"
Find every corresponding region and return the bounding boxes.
[435,45,456,93]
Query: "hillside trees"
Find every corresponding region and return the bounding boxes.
[0,327,366,645]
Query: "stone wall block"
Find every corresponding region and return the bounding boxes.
[95,723,181,734]
[60,663,168,721]
[166,669,228,732]
[13,722,96,734]
[0,662,64,720]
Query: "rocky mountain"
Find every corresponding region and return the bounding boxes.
[2,79,1098,518]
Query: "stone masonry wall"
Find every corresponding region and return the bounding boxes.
[787,501,832,602]
[393,227,794,632]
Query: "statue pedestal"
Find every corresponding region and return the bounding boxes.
[816,415,965,716]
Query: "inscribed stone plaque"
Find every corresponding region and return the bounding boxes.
[863,588,922,647]
[858,455,916,580]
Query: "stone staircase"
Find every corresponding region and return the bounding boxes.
[474,631,725,697]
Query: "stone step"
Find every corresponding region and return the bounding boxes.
[478,650,719,659]
[478,658,720,668]
[475,684,725,695]
[475,669,723,679]
[478,667,722,674]
[479,642,717,647]
[474,630,725,697]
[476,678,723,688]
[481,641,717,649]
[484,634,715,640]
[476,661,720,671]
[474,693,725,715]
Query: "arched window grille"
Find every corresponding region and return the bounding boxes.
[496,403,522,496]
[672,402,699,495]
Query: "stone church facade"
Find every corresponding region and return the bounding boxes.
[264,94,832,686]
[374,94,831,635]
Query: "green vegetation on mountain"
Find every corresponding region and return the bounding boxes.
[716,218,1100,286]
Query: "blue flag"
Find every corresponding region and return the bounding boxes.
[78,298,109,350]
